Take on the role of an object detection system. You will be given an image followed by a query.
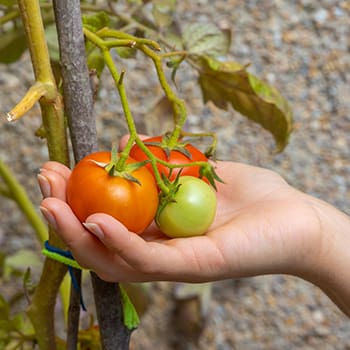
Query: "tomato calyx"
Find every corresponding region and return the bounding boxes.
[89,145,151,185]
[144,140,193,160]
[145,132,196,158]
[155,172,183,225]
[199,162,224,190]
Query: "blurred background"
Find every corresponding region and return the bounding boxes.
[0,1,349,349]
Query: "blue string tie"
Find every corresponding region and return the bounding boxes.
[43,240,87,311]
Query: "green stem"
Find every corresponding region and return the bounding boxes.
[138,44,187,147]
[83,28,139,170]
[160,51,187,58]
[0,10,19,25]
[180,131,218,155]
[17,1,70,349]
[97,28,161,50]
[0,159,47,243]
[83,27,170,192]
[133,138,169,193]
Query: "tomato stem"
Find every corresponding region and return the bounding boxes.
[83,28,220,192]
[134,137,170,194]
[83,28,172,192]
[138,44,187,147]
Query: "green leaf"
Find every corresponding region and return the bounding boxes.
[45,24,60,62]
[0,294,9,321]
[119,285,140,330]
[10,313,34,335]
[194,56,293,151]
[82,11,110,32]
[0,28,27,64]
[182,23,231,57]
[3,249,42,279]
[115,46,137,59]
[87,49,105,77]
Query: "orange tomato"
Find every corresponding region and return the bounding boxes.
[66,152,159,233]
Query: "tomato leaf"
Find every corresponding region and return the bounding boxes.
[182,23,231,57]
[193,56,293,151]
[3,249,42,279]
[82,11,110,32]
[115,46,137,59]
[0,28,27,64]
[87,48,105,77]
[45,24,60,62]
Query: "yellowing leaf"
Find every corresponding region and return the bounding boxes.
[194,56,293,151]
[183,23,231,57]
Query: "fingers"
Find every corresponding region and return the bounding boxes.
[38,162,71,201]
[40,198,134,278]
[40,161,71,181]
[84,213,221,282]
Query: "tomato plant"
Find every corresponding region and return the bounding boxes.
[130,136,208,181]
[66,151,159,233]
[157,176,217,238]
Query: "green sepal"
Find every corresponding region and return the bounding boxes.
[102,144,151,185]
[155,172,182,224]
[204,144,216,159]
[119,285,140,330]
[199,163,224,191]
[115,160,151,185]
[143,139,192,160]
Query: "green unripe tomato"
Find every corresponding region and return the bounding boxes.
[157,176,217,238]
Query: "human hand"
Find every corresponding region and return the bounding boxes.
[38,146,326,284]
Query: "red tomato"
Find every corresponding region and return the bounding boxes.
[129,136,208,181]
[66,152,159,233]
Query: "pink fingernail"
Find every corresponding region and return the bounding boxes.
[37,173,51,198]
[40,206,57,230]
[83,222,104,239]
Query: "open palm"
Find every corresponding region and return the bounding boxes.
[39,158,322,283]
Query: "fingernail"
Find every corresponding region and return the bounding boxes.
[40,206,58,230]
[83,222,104,239]
[37,173,51,198]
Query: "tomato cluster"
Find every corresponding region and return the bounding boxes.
[66,136,217,238]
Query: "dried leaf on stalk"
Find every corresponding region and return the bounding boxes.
[194,56,293,151]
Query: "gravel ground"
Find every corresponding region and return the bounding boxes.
[0,0,350,349]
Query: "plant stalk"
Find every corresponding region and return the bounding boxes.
[53,2,133,349]
[17,0,70,349]
[0,158,47,244]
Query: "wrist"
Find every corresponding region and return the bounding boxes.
[298,195,350,316]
